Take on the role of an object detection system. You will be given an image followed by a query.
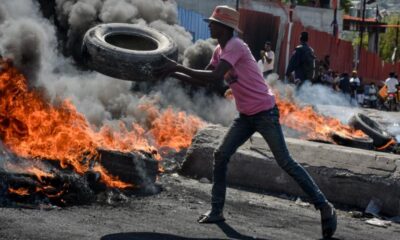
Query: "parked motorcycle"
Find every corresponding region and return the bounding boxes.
[385,92,398,111]
[378,85,399,111]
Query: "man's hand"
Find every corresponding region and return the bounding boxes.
[153,54,179,79]
[224,88,234,100]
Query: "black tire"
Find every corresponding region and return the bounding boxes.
[331,133,374,150]
[348,113,392,147]
[82,23,178,82]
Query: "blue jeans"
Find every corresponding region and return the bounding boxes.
[211,105,327,214]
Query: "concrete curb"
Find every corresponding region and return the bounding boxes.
[180,125,400,216]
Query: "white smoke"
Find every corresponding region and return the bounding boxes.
[295,81,359,124]
[141,78,236,126]
[296,81,354,108]
[183,38,217,69]
[0,5,5,24]
[387,123,400,142]
[99,0,140,23]
[265,76,362,125]
[149,20,193,62]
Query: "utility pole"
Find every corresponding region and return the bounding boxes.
[236,0,239,10]
[395,19,400,63]
[357,0,367,70]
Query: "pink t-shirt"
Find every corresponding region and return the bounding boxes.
[210,37,275,115]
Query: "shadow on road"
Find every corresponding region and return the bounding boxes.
[216,222,270,240]
[100,223,271,240]
[101,232,225,240]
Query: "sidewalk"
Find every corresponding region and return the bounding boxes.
[180,125,400,216]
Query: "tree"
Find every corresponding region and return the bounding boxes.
[341,31,369,49]
[379,14,400,62]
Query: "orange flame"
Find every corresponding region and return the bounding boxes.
[275,92,365,142]
[8,187,29,196]
[4,161,54,182]
[0,59,204,190]
[26,167,54,182]
[93,165,133,189]
[138,103,205,152]
[151,108,206,151]
[39,188,65,199]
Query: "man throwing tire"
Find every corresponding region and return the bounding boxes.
[157,5,337,239]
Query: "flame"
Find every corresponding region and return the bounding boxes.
[275,92,365,142]
[138,103,205,152]
[0,59,98,174]
[0,59,204,190]
[92,165,133,189]
[26,167,54,182]
[8,187,30,196]
[151,108,206,151]
[4,161,54,182]
[39,187,65,199]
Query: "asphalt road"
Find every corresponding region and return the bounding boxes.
[0,172,399,240]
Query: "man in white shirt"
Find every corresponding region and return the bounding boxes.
[260,41,274,78]
[385,72,399,94]
[349,70,361,103]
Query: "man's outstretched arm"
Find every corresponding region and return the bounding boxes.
[157,57,232,86]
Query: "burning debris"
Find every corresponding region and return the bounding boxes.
[0,58,204,207]
[274,86,367,143]
[3,0,206,198]
[268,77,398,152]
[278,98,366,143]
[276,95,398,152]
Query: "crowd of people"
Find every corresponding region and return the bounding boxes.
[257,31,400,111]
[311,63,399,111]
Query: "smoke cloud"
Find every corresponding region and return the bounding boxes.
[149,20,193,62]
[0,1,57,83]
[0,5,5,24]
[0,0,237,131]
[183,38,217,69]
[99,0,139,23]
[140,79,236,126]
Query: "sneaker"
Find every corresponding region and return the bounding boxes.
[320,202,337,239]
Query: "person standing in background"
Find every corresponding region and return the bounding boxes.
[286,31,316,88]
[349,70,361,104]
[262,41,274,78]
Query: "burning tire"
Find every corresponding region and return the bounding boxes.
[331,133,373,150]
[82,23,178,82]
[348,113,393,147]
